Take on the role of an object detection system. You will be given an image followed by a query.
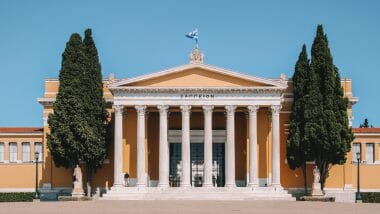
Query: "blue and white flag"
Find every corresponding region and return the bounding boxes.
[186,29,198,41]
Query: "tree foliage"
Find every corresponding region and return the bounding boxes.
[309,25,354,189]
[286,44,312,193]
[287,25,354,191]
[81,29,109,187]
[359,118,373,128]
[47,29,109,194]
[47,33,87,168]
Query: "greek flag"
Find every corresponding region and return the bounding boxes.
[186,29,198,41]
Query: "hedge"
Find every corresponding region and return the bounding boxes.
[0,192,34,202]
[362,192,380,203]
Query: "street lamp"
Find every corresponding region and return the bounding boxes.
[356,151,362,202]
[34,151,39,199]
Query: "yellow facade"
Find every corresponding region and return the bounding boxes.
[0,61,379,196]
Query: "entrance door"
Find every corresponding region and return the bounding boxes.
[212,143,225,187]
[169,143,181,187]
[191,143,204,187]
[169,142,225,187]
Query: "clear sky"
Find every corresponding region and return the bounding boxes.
[0,0,379,127]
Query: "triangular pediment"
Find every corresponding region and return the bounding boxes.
[110,63,286,88]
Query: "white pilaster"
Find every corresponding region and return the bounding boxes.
[135,105,147,187]
[203,105,214,187]
[225,105,237,188]
[248,105,259,187]
[271,105,282,189]
[113,105,124,187]
[158,105,169,188]
[180,105,191,188]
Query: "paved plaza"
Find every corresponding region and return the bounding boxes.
[0,200,379,214]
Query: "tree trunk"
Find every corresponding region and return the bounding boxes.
[301,163,308,195]
[86,167,93,197]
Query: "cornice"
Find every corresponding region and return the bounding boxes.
[109,86,285,95]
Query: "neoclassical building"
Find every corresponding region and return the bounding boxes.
[1,49,379,201]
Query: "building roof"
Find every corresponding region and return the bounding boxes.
[352,128,380,133]
[0,127,43,134]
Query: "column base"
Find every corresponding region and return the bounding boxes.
[157,183,169,188]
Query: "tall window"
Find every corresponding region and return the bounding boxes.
[22,142,30,162]
[9,142,18,162]
[34,142,43,161]
[0,143,4,162]
[353,143,361,162]
[366,143,374,164]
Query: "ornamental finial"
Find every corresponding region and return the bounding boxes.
[189,48,204,64]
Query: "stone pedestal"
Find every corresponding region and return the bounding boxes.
[71,182,85,197]
[311,182,324,196]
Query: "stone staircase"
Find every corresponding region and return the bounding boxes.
[101,186,295,201]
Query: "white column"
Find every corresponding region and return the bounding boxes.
[113,105,124,187]
[135,105,147,187]
[271,105,282,189]
[225,105,237,188]
[158,105,169,187]
[180,105,191,188]
[248,105,259,187]
[203,105,214,187]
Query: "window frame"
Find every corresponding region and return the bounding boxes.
[9,142,18,163]
[0,142,4,162]
[22,142,31,162]
[34,142,43,162]
[365,143,375,164]
[352,143,361,163]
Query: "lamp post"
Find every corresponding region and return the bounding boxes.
[34,151,39,199]
[356,151,362,202]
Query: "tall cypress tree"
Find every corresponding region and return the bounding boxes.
[310,25,354,189]
[287,44,312,194]
[48,30,109,196]
[81,29,109,195]
[47,33,87,168]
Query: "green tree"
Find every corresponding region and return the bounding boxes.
[359,118,371,128]
[47,33,87,169]
[310,25,354,189]
[81,29,109,196]
[47,30,109,197]
[286,44,312,194]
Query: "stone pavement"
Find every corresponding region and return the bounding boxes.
[0,200,379,214]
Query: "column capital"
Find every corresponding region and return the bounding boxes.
[157,105,169,112]
[225,105,237,113]
[135,105,147,115]
[247,105,260,113]
[202,105,214,113]
[113,105,124,113]
[180,105,192,113]
[270,105,282,115]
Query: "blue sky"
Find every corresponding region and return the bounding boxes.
[0,0,379,127]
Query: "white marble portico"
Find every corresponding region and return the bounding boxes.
[105,49,290,200]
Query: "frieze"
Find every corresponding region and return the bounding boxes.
[109,87,285,96]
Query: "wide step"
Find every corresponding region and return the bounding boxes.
[101,187,295,201]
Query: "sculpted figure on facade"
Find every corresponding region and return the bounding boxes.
[313,165,320,183]
[73,164,83,186]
